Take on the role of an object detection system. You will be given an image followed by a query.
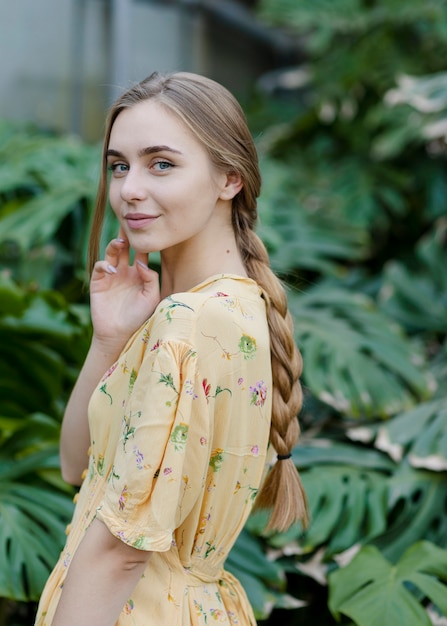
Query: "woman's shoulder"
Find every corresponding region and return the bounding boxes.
[161,274,263,317]
[149,274,267,344]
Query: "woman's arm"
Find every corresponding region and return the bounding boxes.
[60,233,160,484]
[59,337,126,484]
[52,519,152,626]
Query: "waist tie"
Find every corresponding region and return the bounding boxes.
[184,568,257,626]
[182,565,224,587]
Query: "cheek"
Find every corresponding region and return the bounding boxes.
[108,183,121,213]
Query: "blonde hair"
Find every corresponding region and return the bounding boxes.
[88,71,308,532]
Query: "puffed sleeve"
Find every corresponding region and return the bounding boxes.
[95,339,211,552]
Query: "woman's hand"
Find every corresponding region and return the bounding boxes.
[90,229,160,353]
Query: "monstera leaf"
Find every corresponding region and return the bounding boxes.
[0,129,99,249]
[247,440,394,560]
[328,541,447,626]
[226,527,305,620]
[0,278,88,601]
[257,157,369,276]
[379,219,447,334]
[372,462,447,562]
[0,449,74,600]
[349,396,447,470]
[288,285,432,417]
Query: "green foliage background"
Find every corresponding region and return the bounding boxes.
[1,1,447,625]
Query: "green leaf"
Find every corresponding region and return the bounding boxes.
[302,465,389,556]
[293,439,396,471]
[373,463,447,562]
[0,483,73,600]
[355,397,447,470]
[379,220,447,333]
[0,180,93,250]
[328,541,447,626]
[289,285,432,417]
[0,274,25,316]
[227,528,290,618]
[257,158,370,276]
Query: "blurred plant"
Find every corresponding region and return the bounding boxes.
[0,273,90,617]
[0,122,119,295]
[245,0,447,624]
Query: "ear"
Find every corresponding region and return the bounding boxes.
[219,170,243,201]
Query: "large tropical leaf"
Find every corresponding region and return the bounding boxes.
[257,0,447,88]
[373,68,447,158]
[0,125,100,288]
[288,285,433,417]
[247,440,393,562]
[371,463,447,561]
[0,278,87,601]
[0,479,73,600]
[226,527,305,620]
[328,541,447,626]
[257,158,369,276]
[379,219,447,334]
[0,180,94,250]
[348,397,447,470]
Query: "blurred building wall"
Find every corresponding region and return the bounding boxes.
[0,0,295,141]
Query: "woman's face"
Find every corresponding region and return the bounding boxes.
[106,99,232,257]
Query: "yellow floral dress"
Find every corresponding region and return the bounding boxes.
[35,275,272,626]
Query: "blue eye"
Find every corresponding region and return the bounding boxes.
[108,162,128,174]
[153,160,172,171]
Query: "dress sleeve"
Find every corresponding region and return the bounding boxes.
[95,340,211,552]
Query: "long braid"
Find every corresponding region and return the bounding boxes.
[234,209,309,532]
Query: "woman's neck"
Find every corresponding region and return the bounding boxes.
[159,230,246,298]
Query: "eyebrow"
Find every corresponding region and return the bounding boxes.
[106,145,183,158]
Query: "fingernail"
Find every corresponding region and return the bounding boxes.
[107,264,118,274]
[116,238,126,243]
[136,260,148,269]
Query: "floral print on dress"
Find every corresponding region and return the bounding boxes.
[170,423,189,451]
[202,379,232,403]
[99,382,113,404]
[132,445,145,470]
[217,294,254,321]
[118,485,130,511]
[97,454,105,476]
[238,335,257,359]
[210,607,226,621]
[209,448,225,472]
[128,368,137,394]
[122,412,140,450]
[123,598,134,615]
[249,380,268,407]
[159,296,195,322]
[156,370,180,407]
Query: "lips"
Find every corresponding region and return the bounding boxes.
[125,213,158,230]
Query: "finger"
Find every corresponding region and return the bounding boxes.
[135,257,159,287]
[134,250,149,269]
[92,260,118,278]
[118,225,128,244]
[113,225,130,267]
[104,235,129,268]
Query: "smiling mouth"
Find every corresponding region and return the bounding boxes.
[125,214,158,230]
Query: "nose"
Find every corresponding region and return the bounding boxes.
[120,168,148,202]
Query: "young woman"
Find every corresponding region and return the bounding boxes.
[35,71,307,626]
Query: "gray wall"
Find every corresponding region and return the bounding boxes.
[0,0,292,141]
[1,0,196,139]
